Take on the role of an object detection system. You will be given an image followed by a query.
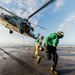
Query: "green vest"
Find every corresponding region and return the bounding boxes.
[35,38,40,44]
[45,33,59,47]
[35,37,43,45]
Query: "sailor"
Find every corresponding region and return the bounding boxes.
[44,31,64,74]
[35,35,44,63]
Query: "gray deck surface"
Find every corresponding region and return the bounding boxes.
[0,46,75,75]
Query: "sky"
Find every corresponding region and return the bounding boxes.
[0,0,75,46]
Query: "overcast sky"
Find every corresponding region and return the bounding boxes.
[0,0,75,46]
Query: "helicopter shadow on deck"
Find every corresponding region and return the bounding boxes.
[0,48,44,75]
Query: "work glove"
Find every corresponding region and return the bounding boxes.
[39,46,44,51]
[53,44,56,47]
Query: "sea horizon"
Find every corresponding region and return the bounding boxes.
[0,44,75,47]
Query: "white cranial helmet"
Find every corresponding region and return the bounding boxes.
[57,31,64,38]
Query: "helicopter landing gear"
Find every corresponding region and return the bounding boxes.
[9,29,13,34]
[19,29,24,34]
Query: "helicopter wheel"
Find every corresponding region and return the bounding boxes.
[9,29,13,34]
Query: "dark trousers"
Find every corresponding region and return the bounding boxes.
[44,43,58,70]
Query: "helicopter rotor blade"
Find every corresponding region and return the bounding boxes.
[35,25,47,30]
[31,22,47,30]
[0,6,16,16]
[28,0,55,19]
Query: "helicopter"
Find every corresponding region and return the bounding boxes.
[0,0,54,39]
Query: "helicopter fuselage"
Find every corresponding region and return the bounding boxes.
[0,13,39,39]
